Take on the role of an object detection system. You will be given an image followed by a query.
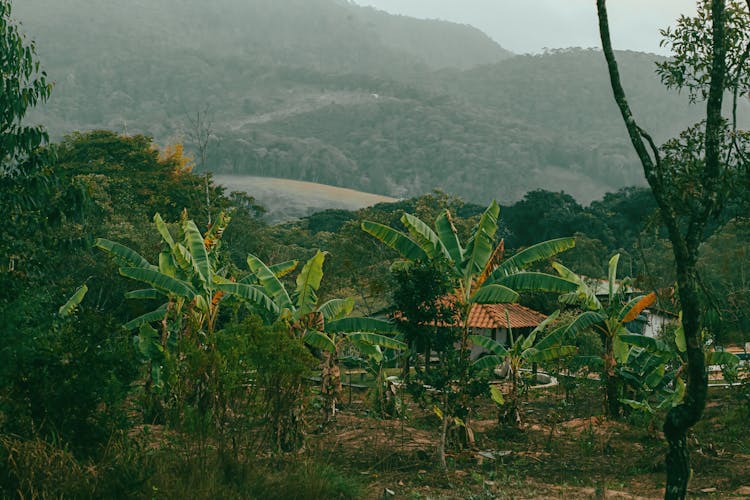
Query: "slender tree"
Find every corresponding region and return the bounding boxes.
[595,1,749,497]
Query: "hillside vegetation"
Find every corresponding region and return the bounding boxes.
[14,0,748,205]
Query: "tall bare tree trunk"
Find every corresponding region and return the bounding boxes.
[595,1,728,497]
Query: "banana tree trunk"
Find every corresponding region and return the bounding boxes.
[603,336,621,418]
[321,350,342,422]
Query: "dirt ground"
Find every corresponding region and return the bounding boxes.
[306,382,750,499]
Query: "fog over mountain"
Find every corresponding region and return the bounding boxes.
[354,0,698,55]
[14,0,745,204]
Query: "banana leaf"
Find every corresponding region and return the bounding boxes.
[347,332,406,350]
[124,303,168,330]
[473,354,504,371]
[491,237,576,278]
[303,330,336,352]
[435,211,464,264]
[295,250,327,313]
[125,288,162,300]
[214,282,280,315]
[469,334,509,357]
[183,220,211,284]
[494,272,578,294]
[620,292,657,323]
[153,213,175,247]
[58,284,88,317]
[462,201,499,277]
[95,238,155,270]
[470,284,518,304]
[401,212,447,261]
[326,317,396,333]
[247,253,293,310]
[361,221,428,261]
[319,298,355,322]
[120,267,196,300]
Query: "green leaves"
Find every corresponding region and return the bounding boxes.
[120,267,196,300]
[470,284,519,304]
[95,238,154,270]
[295,250,327,313]
[183,219,210,284]
[325,317,396,334]
[462,200,499,278]
[58,284,88,317]
[490,237,576,279]
[494,272,578,294]
[361,221,428,261]
[248,253,293,310]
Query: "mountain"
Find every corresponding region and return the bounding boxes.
[13,0,748,204]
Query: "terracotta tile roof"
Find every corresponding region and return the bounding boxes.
[393,297,547,330]
[468,303,547,330]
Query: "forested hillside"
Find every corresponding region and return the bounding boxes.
[14,0,748,203]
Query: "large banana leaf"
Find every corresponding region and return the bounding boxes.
[530,309,560,336]
[269,259,298,278]
[319,298,355,322]
[303,330,336,352]
[435,211,463,264]
[214,282,280,315]
[491,237,576,279]
[120,267,196,300]
[95,238,155,270]
[565,311,605,336]
[619,333,672,354]
[473,354,504,371]
[153,213,175,247]
[707,351,740,366]
[462,201,499,277]
[534,325,569,351]
[608,254,620,300]
[58,284,88,317]
[159,251,177,278]
[401,212,447,261]
[247,253,293,310]
[125,288,162,300]
[361,221,428,261]
[295,251,327,312]
[525,346,577,363]
[469,334,509,357]
[123,303,168,330]
[347,332,406,350]
[470,284,519,304]
[183,220,211,284]
[494,272,578,294]
[326,317,397,333]
[620,292,657,323]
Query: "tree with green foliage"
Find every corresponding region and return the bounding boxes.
[556,255,657,418]
[241,250,403,421]
[596,0,750,496]
[470,310,576,427]
[364,201,578,468]
[0,0,51,169]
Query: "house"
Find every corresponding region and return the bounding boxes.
[464,303,548,359]
[581,276,678,338]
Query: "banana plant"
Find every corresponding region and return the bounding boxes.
[556,254,657,418]
[96,212,278,339]
[241,250,405,420]
[363,200,578,350]
[470,310,577,426]
[95,211,281,411]
[364,201,577,467]
[618,325,740,415]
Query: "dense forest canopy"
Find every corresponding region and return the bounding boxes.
[14,0,749,204]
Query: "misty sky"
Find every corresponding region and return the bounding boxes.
[354,0,698,55]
